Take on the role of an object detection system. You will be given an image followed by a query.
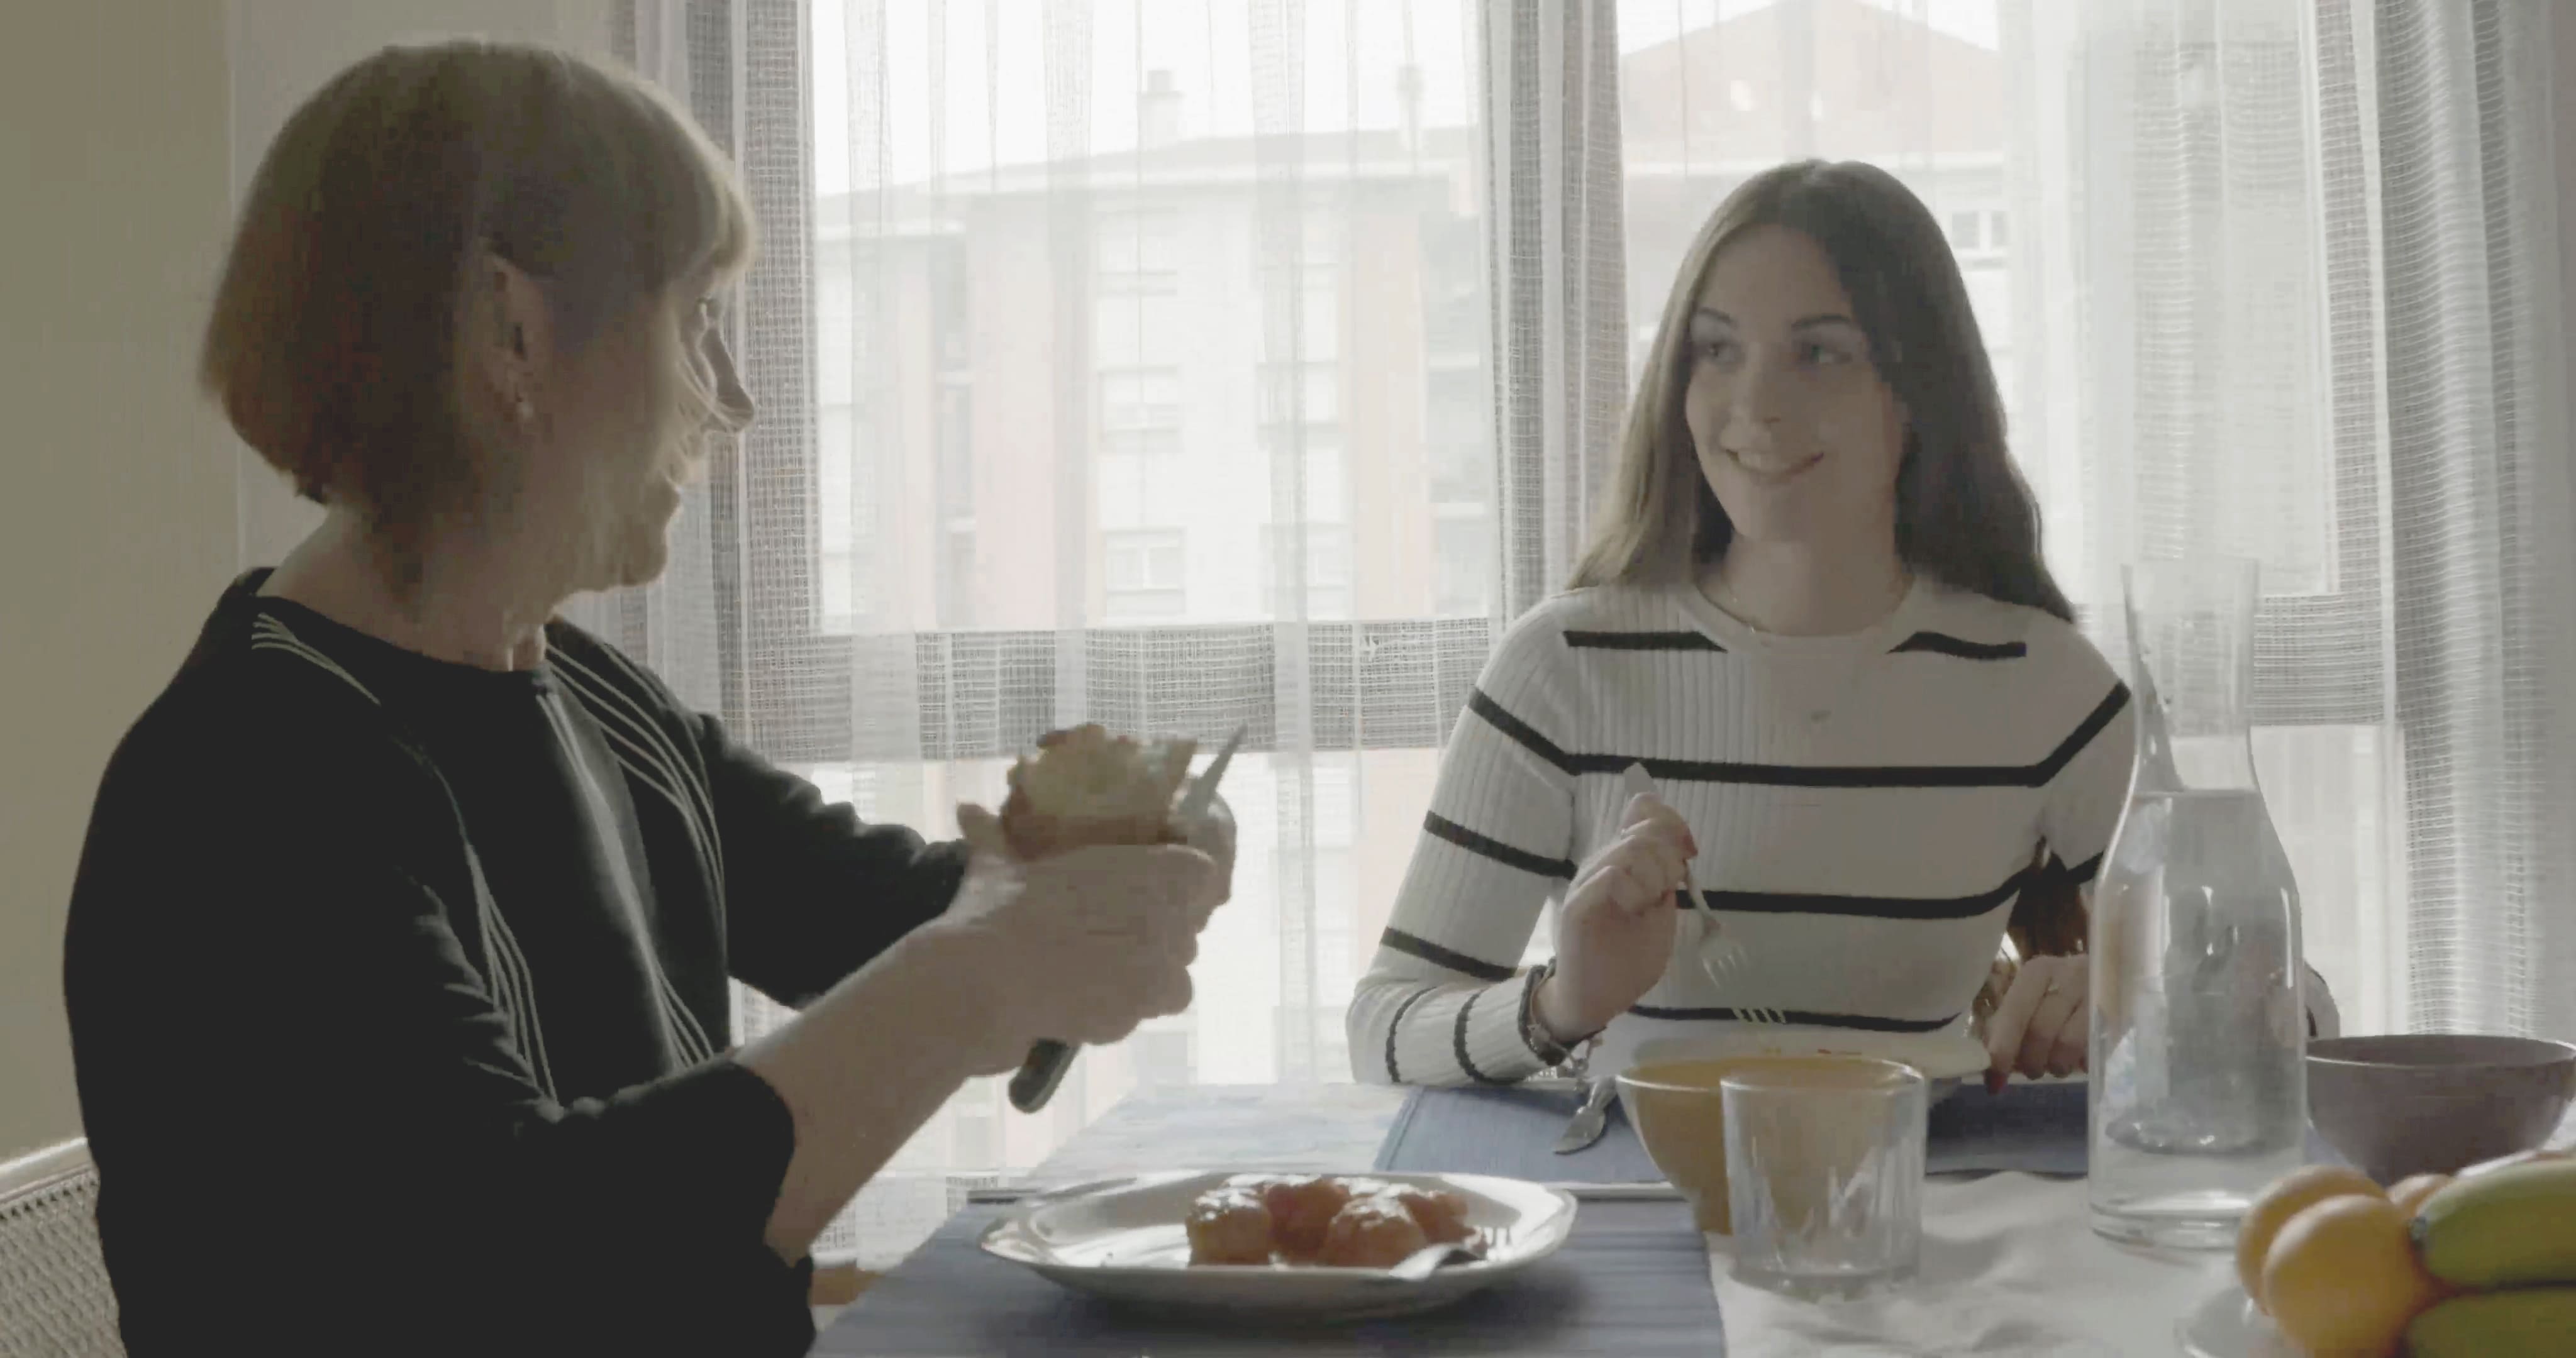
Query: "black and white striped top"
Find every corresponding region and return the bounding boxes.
[1349,577,2139,1086]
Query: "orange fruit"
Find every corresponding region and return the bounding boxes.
[2261,1195,2446,1358]
[2388,1173,2451,1216]
[2236,1165,2383,1311]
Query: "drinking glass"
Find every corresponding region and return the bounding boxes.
[1721,1056,1928,1300]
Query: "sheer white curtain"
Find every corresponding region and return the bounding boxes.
[1607,0,2576,1040]
[588,0,2575,1266]
[591,0,1582,1265]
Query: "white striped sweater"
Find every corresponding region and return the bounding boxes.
[1348,577,2149,1086]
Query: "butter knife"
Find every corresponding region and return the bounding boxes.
[1008,726,1247,1113]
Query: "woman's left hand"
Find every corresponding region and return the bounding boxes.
[1982,952,2089,1086]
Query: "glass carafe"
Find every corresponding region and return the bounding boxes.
[2088,557,2308,1249]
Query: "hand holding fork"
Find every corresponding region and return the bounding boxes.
[1531,764,1770,1046]
[1616,764,1775,1025]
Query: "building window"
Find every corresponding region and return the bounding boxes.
[1096,428,1186,531]
[1257,361,1338,426]
[1094,295,1184,367]
[1104,528,1187,618]
[1097,209,1182,295]
[1101,367,1183,432]
[1263,522,1353,619]
[1949,210,1984,251]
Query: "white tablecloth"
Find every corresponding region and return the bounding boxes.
[1710,1174,2232,1358]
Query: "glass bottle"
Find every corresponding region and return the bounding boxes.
[2088,556,2308,1249]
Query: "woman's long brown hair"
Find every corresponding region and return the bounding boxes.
[1574,159,2087,953]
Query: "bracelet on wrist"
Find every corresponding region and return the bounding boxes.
[1518,960,1603,1071]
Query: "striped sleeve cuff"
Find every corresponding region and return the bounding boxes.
[1386,974,1555,1086]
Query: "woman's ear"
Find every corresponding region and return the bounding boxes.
[468,250,556,426]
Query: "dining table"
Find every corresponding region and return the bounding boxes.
[812,1079,2576,1357]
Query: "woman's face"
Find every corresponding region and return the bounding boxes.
[1681,225,1907,553]
[518,275,755,593]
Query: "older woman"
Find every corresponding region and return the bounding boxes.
[62,40,1228,1357]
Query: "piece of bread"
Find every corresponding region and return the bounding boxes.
[997,724,1197,860]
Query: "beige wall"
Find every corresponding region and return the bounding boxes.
[0,5,236,1161]
[0,1,613,1161]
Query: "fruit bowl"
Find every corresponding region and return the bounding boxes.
[2306,1034,2576,1183]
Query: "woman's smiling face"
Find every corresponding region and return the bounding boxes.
[1682,224,1908,550]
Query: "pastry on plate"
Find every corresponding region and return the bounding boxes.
[1374,1184,1473,1245]
[1184,1187,1275,1266]
[997,724,1197,861]
[1314,1196,1430,1269]
[1255,1175,1356,1263]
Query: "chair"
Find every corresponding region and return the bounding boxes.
[0,1139,123,1357]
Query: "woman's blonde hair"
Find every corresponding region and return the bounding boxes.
[201,39,753,527]
[1569,160,2072,625]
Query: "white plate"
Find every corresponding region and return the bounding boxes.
[977,1169,1579,1322]
[2176,1283,2297,1358]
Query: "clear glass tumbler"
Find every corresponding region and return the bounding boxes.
[1721,1056,1928,1300]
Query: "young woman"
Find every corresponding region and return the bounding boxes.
[63,41,1227,1356]
[1349,160,2336,1088]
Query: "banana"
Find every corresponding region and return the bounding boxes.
[2404,1288,2576,1358]
[2412,1159,2576,1289]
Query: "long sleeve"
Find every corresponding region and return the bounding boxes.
[695,709,970,1009]
[1348,613,1580,1086]
[64,720,813,1358]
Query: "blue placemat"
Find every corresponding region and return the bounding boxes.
[816,1195,1724,1357]
[1375,1080,2095,1181]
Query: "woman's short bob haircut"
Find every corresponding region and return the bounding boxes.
[201,39,753,523]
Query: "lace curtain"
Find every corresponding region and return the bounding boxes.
[585,0,2573,1265]
[1605,0,2574,1042]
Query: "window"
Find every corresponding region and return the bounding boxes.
[1433,508,1495,617]
[1094,295,1185,367]
[1101,368,1183,433]
[1098,209,1183,295]
[743,0,1511,1266]
[1948,209,1983,251]
[1130,1022,1196,1088]
[1262,522,1353,619]
[1257,362,1338,427]
[1096,428,1186,531]
[1263,439,1348,524]
[1104,529,1187,618]
[1426,368,1492,505]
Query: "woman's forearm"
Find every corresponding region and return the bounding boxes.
[735,920,1011,1262]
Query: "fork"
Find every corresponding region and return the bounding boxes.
[1380,1227,1503,1283]
[1619,763,1779,1026]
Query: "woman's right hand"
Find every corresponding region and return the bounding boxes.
[1533,793,1697,1044]
[939,804,1223,1074]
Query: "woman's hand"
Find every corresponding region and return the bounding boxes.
[1982,952,2089,1088]
[943,804,1224,1074]
[1175,793,1237,908]
[1533,793,1697,1044]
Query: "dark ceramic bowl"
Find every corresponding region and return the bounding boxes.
[2306,1034,2576,1183]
